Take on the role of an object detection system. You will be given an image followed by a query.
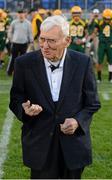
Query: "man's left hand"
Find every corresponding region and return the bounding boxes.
[60,118,79,135]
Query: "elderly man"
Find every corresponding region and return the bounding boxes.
[9,15,100,179]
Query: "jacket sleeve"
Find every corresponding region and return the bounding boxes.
[74,58,101,134]
[9,58,29,123]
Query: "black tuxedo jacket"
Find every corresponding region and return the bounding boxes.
[9,49,101,170]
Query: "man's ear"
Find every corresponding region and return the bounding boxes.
[64,36,71,48]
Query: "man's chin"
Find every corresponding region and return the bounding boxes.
[43,54,54,60]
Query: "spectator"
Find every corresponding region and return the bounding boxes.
[7,9,33,75]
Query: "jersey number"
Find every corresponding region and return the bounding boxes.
[103,25,110,37]
[0,22,5,31]
[70,25,84,37]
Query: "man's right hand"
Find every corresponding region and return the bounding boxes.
[22,100,43,116]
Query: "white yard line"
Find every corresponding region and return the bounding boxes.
[102,92,110,101]
[0,109,14,178]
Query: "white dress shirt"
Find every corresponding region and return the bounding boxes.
[44,48,67,102]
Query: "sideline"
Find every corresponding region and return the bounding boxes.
[0,109,14,178]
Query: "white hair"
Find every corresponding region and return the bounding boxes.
[40,15,70,36]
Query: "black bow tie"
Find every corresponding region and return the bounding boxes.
[50,64,60,72]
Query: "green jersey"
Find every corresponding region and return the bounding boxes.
[69,18,87,52]
[96,20,112,42]
[69,18,87,41]
[0,19,6,51]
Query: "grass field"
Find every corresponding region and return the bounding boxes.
[0,59,112,179]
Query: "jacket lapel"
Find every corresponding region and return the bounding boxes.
[31,50,78,110]
[57,50,78,110]
[31,51,55,109]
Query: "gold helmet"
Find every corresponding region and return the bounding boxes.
[53,9,62,15]
[70,6,82,14]
[0,9,4,18]
[102,9,112,19]
[2,12,7,18]
[0,9,3,14]
[38,8,46,14]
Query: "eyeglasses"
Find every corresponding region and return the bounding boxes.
[39,37,58,47]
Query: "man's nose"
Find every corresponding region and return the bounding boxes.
[43,40,49,48]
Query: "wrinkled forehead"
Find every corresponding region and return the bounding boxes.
[40,25,63,38]
[41,24,62,33]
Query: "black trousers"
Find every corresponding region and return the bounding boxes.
[7,43,28,75]
[31,127,84,179]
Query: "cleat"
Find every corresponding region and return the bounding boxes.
[97,79,101,83]
[109,79,112,83]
